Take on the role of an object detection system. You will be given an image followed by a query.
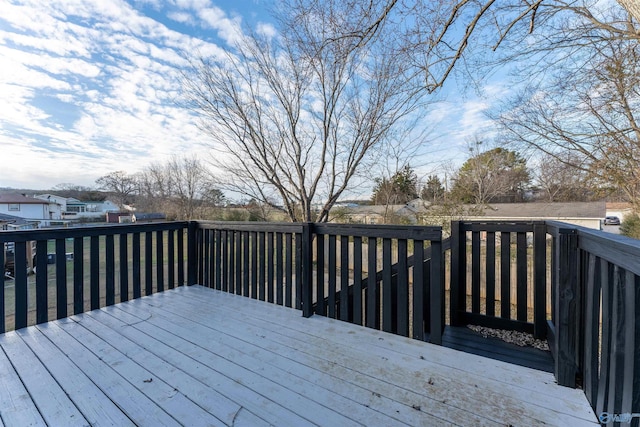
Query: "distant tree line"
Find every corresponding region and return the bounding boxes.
[371,144,600,210]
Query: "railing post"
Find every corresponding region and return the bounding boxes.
[0,241,4,334]
[187,221,198,286]
[533,222,547,339]
[449,221,464,327]
[554,227,579,387]
[429,235,444,345]
[301,223,313,318]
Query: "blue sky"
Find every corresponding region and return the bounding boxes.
[0,0,502,192]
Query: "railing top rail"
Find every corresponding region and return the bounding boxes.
[577,227,640,276]
[0,221,189,243]
[312,223,442,240]
[545,220,579,236]
[457,220,546,225]
[544,220,640,275]
[193,221,305,233]
[457,220,544,233]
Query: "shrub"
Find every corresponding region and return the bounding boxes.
[620,213,640,239]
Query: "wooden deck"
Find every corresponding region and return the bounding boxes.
[0,286,597,427]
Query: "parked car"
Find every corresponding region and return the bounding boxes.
[604,216,620,225]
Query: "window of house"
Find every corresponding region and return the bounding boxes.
[8,204,19,211]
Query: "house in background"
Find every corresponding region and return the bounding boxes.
[331,199,428,224]
[331,200,606,230]
[0,194,61,226]
[34,194,119,221]
[0,212,39,230]
[464,201,606,230]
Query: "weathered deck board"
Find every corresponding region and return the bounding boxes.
[174,287,597,426]
[0,286,598,427]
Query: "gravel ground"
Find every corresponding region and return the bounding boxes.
[467,325,550,351]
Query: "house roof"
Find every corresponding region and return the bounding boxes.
[0,213,31,225]
[473,202,606,219]
[605,202,632,211]
[0,194,50,205]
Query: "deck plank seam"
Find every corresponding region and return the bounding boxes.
[109,298,446,427]
[168,288,597,423]
[126,290,580,426]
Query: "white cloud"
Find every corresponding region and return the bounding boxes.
[0,0,226,189]
[168,11,194,24]
[198,7,243,45]
[256,22,276,39]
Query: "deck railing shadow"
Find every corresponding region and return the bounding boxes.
[2,219,640,422]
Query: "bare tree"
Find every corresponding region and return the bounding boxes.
[533,153,593,202]
[137,156,218,220]
[497,11,640,209]
[166,156,211,220]
[327,1,640,92]
[136,163,174,213]
[95,171,137,210]
[181,0,425,222]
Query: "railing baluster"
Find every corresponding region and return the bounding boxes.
[353,236,363,325]
[14,241,27,329]
[328,234,336,318]
[167,230,175,289]
[156,230,164,292]
[430,239,443,345]
[55,238,67,318]
[215,230,222,290]
[449,221,463,326]
[105,235,115,306]
[145,232,153,295]
[36,240,49,322]
[366,237,377,329]
[294,233,302,309]
[235,230,242,296]
[177,228,184,286]
[203,229,210,288]
[258,232,265,301]
[243,231,250,297]
[500,231,511,319]
[188,222,198,286]
[276,232,283,304]
[382,238,392,333]
[251,231,258,299]
[228,231,235,294]
[485,231,496,317]
[90,235,100,310]
[72,238,83,314]
[397,239,408,337]
[471,231,480,314]
[267,232,274,303]
[339,235,349,321]
[582,254,600,407]
[119,233,129,301]
[221,230,228,293]
[285,233,292,307]
[132,232,141,299]
[412,240,424,340]
[301,223,313,318]
[516,231,527,321]
[316,234,325,315]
